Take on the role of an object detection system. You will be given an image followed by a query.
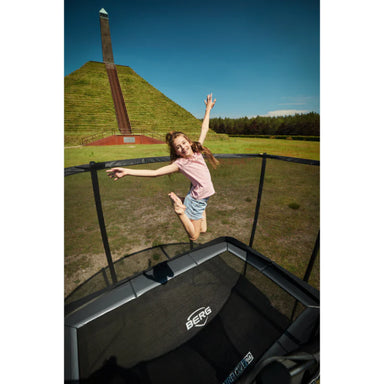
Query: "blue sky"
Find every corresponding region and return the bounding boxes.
[65,0,319,119]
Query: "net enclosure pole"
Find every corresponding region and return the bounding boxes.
[290,231,320,321]
[89,161,118,284]
[303,230,320,283]
[249,153,267,248]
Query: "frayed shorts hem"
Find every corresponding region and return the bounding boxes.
[184,193,209,220]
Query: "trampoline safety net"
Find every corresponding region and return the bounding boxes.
[65,238,319,384]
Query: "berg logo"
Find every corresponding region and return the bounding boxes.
[185,306,212,330]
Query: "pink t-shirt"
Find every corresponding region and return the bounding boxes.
[174,152,215,199]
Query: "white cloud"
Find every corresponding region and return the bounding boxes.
[278,103,306,106]
[262,110,310,117]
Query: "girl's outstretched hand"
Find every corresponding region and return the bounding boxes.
[106,168,126,181]
[204,93,216,111]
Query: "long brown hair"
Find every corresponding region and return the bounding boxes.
[165,131,219,168]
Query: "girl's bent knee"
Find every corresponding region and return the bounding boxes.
[189,233,200,241]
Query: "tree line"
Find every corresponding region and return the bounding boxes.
[208,112,319,136]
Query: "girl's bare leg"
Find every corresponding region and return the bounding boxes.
[168,192,201,241]
[200,210,207,233]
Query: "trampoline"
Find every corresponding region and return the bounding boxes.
[65,237,319,383]
[65,154,320,383]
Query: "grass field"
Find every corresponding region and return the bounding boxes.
[65,137,319,297]
[65,136,319,167]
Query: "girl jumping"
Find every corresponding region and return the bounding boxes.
[106,94,218,241]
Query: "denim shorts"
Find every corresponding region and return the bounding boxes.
[184,193,209,220]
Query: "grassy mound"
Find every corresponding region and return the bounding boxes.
[65,61,222,145]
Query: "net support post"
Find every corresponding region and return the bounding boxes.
[290,231,320,321]
[303,230,320,283]
[249,153,267,248]
[89,161,118,284]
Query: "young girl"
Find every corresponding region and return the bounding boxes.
[106,94,218,241]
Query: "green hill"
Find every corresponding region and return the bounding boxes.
[65,61,221,146]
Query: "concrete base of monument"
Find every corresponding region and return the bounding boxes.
[85,135,165,146]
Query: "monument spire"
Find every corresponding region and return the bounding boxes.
[99,8,114,64]
[99,8,132,134]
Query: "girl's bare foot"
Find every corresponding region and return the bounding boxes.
[168,192,186,215]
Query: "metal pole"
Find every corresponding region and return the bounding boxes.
[89,161,118,284]
[303,231,320,283]
[249,153,267,248]
[290,231,320,321]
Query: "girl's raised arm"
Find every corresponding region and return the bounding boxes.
[106,162,179,181]
[198,93,216,146]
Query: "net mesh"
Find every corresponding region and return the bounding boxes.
[253,159,320,287]
[65,157,319,301]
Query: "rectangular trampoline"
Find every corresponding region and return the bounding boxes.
[65,237,319,384]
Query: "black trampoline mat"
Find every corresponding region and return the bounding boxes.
[78,252,290,383]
